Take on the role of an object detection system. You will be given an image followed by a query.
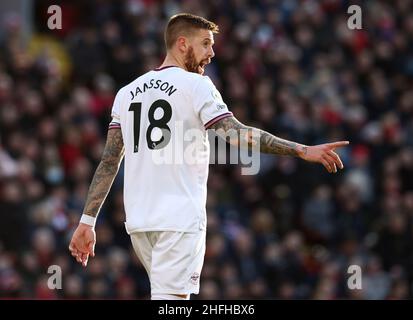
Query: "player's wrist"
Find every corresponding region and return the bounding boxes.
[296,144,309,159]
[80,214,96,228]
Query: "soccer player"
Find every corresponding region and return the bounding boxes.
[69,13,349,300]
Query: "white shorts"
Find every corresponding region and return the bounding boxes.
[130,230,206,295]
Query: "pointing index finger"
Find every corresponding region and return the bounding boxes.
[327,141,350,149]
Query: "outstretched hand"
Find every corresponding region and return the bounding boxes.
[69,223,96,267]
[299,141,349,173]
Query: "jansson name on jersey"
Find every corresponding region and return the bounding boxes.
[130,79,177,100]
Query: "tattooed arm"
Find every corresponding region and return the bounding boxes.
[210,116,349,173]
[210,116,306,156]
[69,128,124,267]
[82,128,125,218]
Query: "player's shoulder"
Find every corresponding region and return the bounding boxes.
[185,73,215,89]
[187,71,212,83]
[161,68,216,94]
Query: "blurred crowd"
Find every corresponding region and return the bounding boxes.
[1,0,413,299]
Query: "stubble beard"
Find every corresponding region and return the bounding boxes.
[184,47,206,75]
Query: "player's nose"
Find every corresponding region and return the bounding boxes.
[209,47,215,58]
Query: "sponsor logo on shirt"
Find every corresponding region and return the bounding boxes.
[190,272,200,285]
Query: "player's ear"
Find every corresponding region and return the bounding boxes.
[176,36,188,53]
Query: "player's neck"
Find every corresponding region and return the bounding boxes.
[159,53,186,71]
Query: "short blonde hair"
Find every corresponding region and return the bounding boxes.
[164,13,219,49]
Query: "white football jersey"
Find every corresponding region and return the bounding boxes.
[110,66,232,233]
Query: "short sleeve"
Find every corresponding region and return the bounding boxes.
[108,89,123,130]
[110,88,123,123]
[193,77,232,129]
